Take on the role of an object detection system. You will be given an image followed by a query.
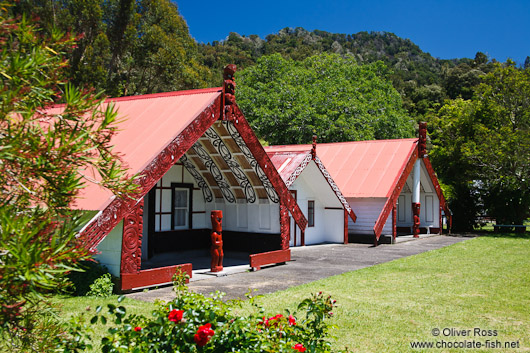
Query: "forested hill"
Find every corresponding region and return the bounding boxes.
[199,27,496,118]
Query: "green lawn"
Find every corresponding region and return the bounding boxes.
[56,234,530,352]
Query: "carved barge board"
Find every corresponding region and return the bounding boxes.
[373,144,419,241]
[81,94,223,251]
[249,249,291,271]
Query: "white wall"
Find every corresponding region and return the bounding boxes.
[153,163,280,234]
[95,220,123,277]
[290,161,344,245]
[347,197,391,235]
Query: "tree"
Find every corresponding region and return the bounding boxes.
[14,0,210,96]
[0,6,134,350]
[236,53,414,145]
[430,61,530,229]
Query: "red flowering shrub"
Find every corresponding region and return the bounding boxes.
[89,274,346,352]
[194,323,215,347]
[293,343,307,352]
[134,326,142,332]
[168,309,184,323]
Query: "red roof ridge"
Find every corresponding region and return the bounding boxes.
[106,87,222,103]
[47,87,222,109]
[264,138,419,151]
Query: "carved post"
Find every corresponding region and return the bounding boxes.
[412,202,421,238]
[120,200,144,276]
[210,210,224,272]
[280,202,290,250]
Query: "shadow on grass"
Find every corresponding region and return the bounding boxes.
[470,230,530,240]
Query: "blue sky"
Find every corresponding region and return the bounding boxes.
[177,0,529,65]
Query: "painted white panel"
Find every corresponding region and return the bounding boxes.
[237,201,248,228]
[425,195,434,222]
[347,197,387,235]
[155,189,161,212]
[163,166,181,186]
[259,204,271,230]
[95,220,123,277]
[397,195,406,222]
[161,189,172,212]
[160,214,171,231]
[290,161,344,245]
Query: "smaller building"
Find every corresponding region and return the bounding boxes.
[265,139,356,246]
[266,124,452,245]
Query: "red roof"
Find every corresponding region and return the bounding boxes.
[266,139,418,198]
[60,88,222,210]
[265,148,312,185]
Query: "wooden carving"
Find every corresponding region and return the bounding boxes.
[81,95,222,251]
[280,202,290,250]
[210,210,224,272]
[223,64,237,120]
[418,122,427,158]
[120,200,144,274]
[412,202,421,238]
[311,135,317,160]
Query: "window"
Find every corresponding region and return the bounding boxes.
[308,200,315,227]
[172,183,193,230]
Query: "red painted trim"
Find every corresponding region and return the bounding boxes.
[373,146,419,240]
[423,157,452,229]
[392,204,397,240]
[120,263,192,291]
[80,95,223,251]
[344,209,349,244]
[313,156,357,222]
[250,249,290,271]
[280,202,290,249]
[227,104,307,231]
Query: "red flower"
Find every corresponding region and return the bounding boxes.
[134,326,142,332]
[292,343,307,352]
[168,309,184,323]
[288,315,296,326]
[194,323,215,347]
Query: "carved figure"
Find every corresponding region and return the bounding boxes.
[210,210,224,272]
[418,122,427,158]
[311,135,317,160]
[412,202,421,238]
[223,64,237,120]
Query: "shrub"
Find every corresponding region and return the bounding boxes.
[87,272,348,353]
[87,273,114,298]
[68,260,111,296]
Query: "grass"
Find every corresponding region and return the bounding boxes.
[237,234,530,352]
[54,233,530,352]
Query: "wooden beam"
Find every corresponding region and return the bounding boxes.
[249,249,290,271]
[120,263,192,291]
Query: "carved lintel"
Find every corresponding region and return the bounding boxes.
[120,200,144,274]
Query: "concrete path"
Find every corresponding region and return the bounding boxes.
[126,234,470,302]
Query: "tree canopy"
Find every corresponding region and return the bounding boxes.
[236,53,414,145]
[430,62,530,229]
[14,0,211,96]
